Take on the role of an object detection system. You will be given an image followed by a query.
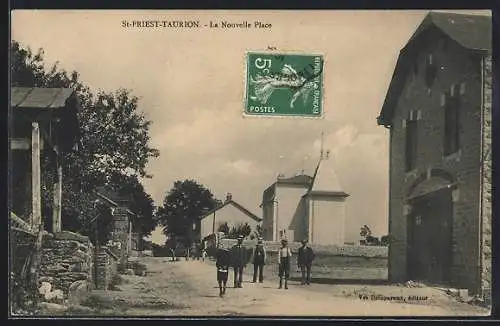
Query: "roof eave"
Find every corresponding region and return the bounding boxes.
[307,190,350,198]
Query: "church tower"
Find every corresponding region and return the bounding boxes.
[305,133,349,245]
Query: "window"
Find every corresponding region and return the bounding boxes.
[424,53,437,89]
[444,88,460,155]
[405,116,418,172]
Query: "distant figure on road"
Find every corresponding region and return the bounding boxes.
[216,247,231,297]
[202,248,207,262]
[278,239,292,289]
[297,239,315,285]
[230,235,247,288]
[251,237,267,283]
[170,248,176,262]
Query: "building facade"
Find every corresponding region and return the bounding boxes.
[377,12,492,298]
[198,193,262,241]
[261,153,349,245]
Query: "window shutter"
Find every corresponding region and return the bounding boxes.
[459,82,466,95]
[440,93,446,107]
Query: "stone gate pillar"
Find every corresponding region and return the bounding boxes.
[112,207,130,271]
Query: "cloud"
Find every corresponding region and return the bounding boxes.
[224,159,261,175]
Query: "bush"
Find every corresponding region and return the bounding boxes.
[108,274,124,291]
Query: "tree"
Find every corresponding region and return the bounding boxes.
[218,222,230,235]
[228,222,252,239]
[250,224,263,240]
[366,236,380,246]
[10,40,159,235]
[360,225,372,239]
[158,180,219,246]
[380,235,390,246]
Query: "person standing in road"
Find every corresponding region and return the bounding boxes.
[297,239,315,285]
[201,247,207,262]
[215,247,231,297]
[278,238,292,289]
[230,235,247,288]
[251,237,267,283]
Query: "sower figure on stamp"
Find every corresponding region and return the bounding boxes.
[297,239,315,285]
[215,247,231,297]
[230,235,247,288]
[278,238,292,289]
[251,237,267,283]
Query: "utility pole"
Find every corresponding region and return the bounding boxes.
[320,131,325,159]
[212,211,216,234]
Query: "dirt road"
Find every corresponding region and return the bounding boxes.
[81,257,489,317]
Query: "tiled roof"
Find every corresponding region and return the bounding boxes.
[200,200,262,222]
[93,187,136,216]
[11,87,76,109]
[308,156,346,195]
[378,12,491,126]
[11,87,81,150]
[407,12,491,52]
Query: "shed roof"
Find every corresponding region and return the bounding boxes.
[11,87,81,151]
[93,187,136,216]
[11,87,76,109]
[377,12,491,126]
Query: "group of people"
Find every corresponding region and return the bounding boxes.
[215,235,315,297]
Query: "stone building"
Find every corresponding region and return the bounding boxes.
[261,151,349,245]
[93,187,137,271]
[377,12,492,299]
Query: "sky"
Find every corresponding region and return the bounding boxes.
[11,9,491,244]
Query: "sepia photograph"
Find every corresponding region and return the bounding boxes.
[8,9,492,317]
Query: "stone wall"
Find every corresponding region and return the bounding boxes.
[480,55,492,304]
[94,246,119,290]
[218,239,388,257]
[217,239,387,277]
[40,231,94,298]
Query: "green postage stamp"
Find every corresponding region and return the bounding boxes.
[244,52,324,118]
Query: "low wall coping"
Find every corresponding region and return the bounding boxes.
[52,231,90,243]
[218,239,388,258]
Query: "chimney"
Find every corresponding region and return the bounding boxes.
[226,193,233,202]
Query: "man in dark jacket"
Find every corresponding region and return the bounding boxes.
[251,237,267,283]
[297,239,315,285]
[230,235,247,288]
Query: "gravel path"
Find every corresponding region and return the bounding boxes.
[84,257,489,317]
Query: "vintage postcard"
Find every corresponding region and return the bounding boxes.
[9,9,492,318]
